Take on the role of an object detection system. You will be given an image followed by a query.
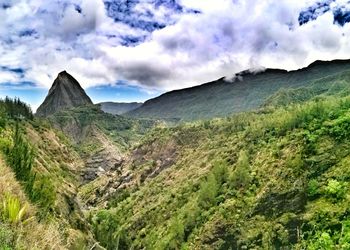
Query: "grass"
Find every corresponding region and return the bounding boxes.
[0,155,64,249]
[1,194,29,224]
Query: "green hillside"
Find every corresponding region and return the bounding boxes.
[0,98,98,249]
[88,94,350,249]
[4,60,350,249]
[128,60,350,121]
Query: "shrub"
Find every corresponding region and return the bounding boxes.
[307,179,320,198]
[326,114,350,141]
[163,217,185,250]
[308,232,334,250]
[212,161,229,185]
[30,176,56,212]
[198,173,218,209]
[91,210,129,250]
[325,179,346,201]
[339,220,350,249]
[0,224,14,249]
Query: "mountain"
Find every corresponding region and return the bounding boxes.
[127,59,350,121]
[5,60,350,249]
[99,102,142,115]
[36,71,93,117]
[85,91,350,249]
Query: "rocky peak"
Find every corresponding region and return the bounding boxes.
[36,71,93,117]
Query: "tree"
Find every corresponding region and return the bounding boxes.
[198,173,219,209]
[230,150,251,189]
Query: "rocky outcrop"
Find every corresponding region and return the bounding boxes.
[81,127,124,182]
[36,71,92,117]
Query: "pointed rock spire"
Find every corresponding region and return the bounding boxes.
[36,71,93,117]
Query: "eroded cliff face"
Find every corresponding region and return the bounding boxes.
[36,71,92,117]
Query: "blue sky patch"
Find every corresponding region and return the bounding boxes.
[86,83,160,104]
[103,0,198,33]
[0,66,25,77]
[19,29,38,37]
[120,35,147,46]
[298,1,334,25]
[333,8,350,26]
[298,0,350,27]
[0,82,47,110]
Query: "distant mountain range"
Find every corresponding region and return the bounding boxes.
[98,102,142,115]
[36,59,350,122]
[127,59,350,121]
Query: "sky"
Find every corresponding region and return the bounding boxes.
[2,0,350,110]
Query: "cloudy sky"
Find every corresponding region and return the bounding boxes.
[2,0,350,110]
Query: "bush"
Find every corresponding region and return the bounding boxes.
[325,179,346,201]
[165,217,185,249]
[0,224,14,249]
[91,210,130,250]
[308,232,334,250]
[198,173,218,209]
[212,161,229,185]
[326,114,350,141]
[30,176,56,212]
[307,179,320,198]
[339,220,350,249]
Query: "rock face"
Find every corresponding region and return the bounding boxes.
[36,71,93,117]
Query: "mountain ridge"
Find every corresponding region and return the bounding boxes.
[127,59,350,121]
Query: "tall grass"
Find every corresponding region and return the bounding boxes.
[1,194,28,224]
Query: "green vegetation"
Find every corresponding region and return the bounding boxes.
[89,94,350,249]
[0,96,95,248]
[50,104,156,152]
[4,123,56,212]
[0,96,33,120]
[5,62,350,249]
[1,194,29,224]
[128,60,350,121]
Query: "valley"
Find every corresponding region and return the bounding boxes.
[2,60,350,249]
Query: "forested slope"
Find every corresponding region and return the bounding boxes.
[89,95,350,249]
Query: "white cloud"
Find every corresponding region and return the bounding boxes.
[1,0,350,93]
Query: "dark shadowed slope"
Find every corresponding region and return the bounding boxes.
[36,71,92,117]
[127,60,350,121]
[99,102,142,115]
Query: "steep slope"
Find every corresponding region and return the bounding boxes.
[264,69,350,107]
[87,95,350,249]
[36,71,92,117]
[99,102,142,115]
[48,105,157,182]
[0,155,64,249]
[35,71,157,183]
[128,59,350,121]
[0,103,100,249]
